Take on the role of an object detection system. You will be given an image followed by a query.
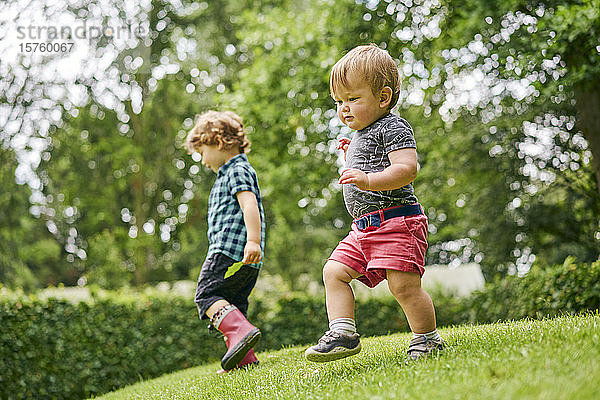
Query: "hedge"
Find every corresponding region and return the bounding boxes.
[462,257,600,323]
[0,293,215,400]
[1,257,598,399]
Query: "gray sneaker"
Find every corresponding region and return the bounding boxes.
[406,336,445,360]
[305,330,361,362]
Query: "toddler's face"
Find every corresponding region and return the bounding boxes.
[332,74,389,131]
[197,144,225,173]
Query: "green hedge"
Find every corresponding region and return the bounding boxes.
[1,257,598,399]
[462,257,600,323]
[0,290,409,400]
[0,293,218,400]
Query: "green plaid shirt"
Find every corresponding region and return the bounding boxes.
[206,153,265,268]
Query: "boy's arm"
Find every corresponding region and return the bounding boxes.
[338,148,418,191]
[235,190,262,264]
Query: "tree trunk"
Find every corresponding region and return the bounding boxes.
[576,81,600,194]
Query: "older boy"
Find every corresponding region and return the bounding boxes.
[305,44,444,362]
[185,110,265,372]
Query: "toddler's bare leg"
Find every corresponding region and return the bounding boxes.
[305,260,363,362]
[323,260,362,321]
[205,299,230,319]
[386,269,436,334]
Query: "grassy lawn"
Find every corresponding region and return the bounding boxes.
[96,313,600,400]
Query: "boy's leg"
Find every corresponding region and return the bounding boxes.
[386,270,436,333]
[206,299,230,319]
[209,304,261,370]
[195,254,262,371]
[211,264,262,371]
[207,298,260,373]
[386,269,444,359]
[324,260,361,321]
[305,260,362,362]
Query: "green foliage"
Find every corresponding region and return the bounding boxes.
[0,290,215,400]
[0,148,63,290]
[1,0,599,290]
[464,257,600,322]
[85,230,133,289]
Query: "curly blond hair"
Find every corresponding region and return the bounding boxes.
[184,110,250,154]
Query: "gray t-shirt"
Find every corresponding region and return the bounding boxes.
[343,113,418,219]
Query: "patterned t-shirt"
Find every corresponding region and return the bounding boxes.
[206,153,265,268]
[343,113,418,219]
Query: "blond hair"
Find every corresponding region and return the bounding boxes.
[184,110,250,154]
[330,44,400,110]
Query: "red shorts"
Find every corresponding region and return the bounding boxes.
[329,208,428,288]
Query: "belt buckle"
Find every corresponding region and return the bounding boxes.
[357,213,381,232]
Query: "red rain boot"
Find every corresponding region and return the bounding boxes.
[215,348,259,374]
[213,305,261,371]
[238,348,259,368]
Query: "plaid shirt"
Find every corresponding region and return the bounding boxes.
[206,153,265,268]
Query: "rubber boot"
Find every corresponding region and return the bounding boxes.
[238,348,259,368]
[215,348,259,374]
[212,305,261,371]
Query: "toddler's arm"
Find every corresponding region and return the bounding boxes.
[236,191,262,264]
[339,148,418,191]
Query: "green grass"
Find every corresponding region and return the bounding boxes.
[96,313,600,400]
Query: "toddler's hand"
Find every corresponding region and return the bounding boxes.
[242,241,262,265]
[339,168,370,190]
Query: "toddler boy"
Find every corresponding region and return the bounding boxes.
[185,110,265,372]
[305,45,444,362]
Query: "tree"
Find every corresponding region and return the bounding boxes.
[441,0,600,191]
[0,147,62,290]
[2,0,597,289]
[422,0,600,273]
[222,0,600,280]
[33,0,251,285]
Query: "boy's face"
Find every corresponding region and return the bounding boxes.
[197,144,229,173]
[332,74,391,131]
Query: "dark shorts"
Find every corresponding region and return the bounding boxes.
[194,253,259,319]
[329,209,428,288]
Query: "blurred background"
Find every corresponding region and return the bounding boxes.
[1,0,599,292]
[3,2,600,399]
